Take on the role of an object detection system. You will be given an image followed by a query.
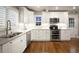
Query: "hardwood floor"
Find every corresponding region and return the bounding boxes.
[24,39,79,53]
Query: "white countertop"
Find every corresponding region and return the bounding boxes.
[0,29,31,46]
[0,28,71,45]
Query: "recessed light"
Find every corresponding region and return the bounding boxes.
[56,6,58,10]
[73,6,76,9]
[37,6,40,8]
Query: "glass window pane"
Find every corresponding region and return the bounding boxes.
[36,16,41,26]
[69,18,74,28]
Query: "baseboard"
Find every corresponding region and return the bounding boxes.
[31,40,70,42]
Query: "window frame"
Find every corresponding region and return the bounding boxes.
[35,16,42,26]
[69,17,75,28]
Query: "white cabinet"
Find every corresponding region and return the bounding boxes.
[60,29,70,40]
[2,41,12,53]
[12,37,21,53]
[19,7,24,23]
[42,12,49,23]
[12,34,26,53]
[26,31,31,45]
[19,7,34,24]
[19,34,26,52]
[28,11,34,24]
[31,29,50,41]
[2,34,26,53]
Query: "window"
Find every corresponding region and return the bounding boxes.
[36,16,41,26]
[69,18,75,28]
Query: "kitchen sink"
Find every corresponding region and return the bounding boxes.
[0,32,22,38]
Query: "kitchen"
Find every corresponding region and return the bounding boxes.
[0,6,79,53]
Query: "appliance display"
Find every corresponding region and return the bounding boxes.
[50,25,58,30]
[51,30,60,39]
[50,25,60,40]
[50,18,59,24]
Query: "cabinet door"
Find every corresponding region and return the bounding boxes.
[19,34,26,52]
[2,41,12,53]
[28,11,34,24]
[61,30,70,40]
[2,34,26,53]
[11,38,21,53]
[12,34,26,53]
[38,30,50,40]
[45,30,50,40]
[26,31,31,46]
[31,30,38,40]
[31,29,50,41]
[39,30,44,40]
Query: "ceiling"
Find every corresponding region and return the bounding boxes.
[26,6,79,14]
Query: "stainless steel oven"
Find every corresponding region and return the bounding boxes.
[50,25,60,40]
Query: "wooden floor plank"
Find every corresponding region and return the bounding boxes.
[24,39,79,53]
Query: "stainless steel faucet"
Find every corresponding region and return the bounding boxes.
[6,20,11,37]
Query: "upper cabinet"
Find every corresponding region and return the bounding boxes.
[19,7,24,23]
[42,12,49,24]
[28,11,34,24]
[49,12,68,24]
[19,7,34,24]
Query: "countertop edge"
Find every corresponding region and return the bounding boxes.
[0,29,31,46]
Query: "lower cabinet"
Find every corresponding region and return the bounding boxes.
[60,29,70,40]
[2,34,26,53]
[31,29,71,41]
[2,41,12,53]
[26,31,31,46]
[31,29,50,41]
